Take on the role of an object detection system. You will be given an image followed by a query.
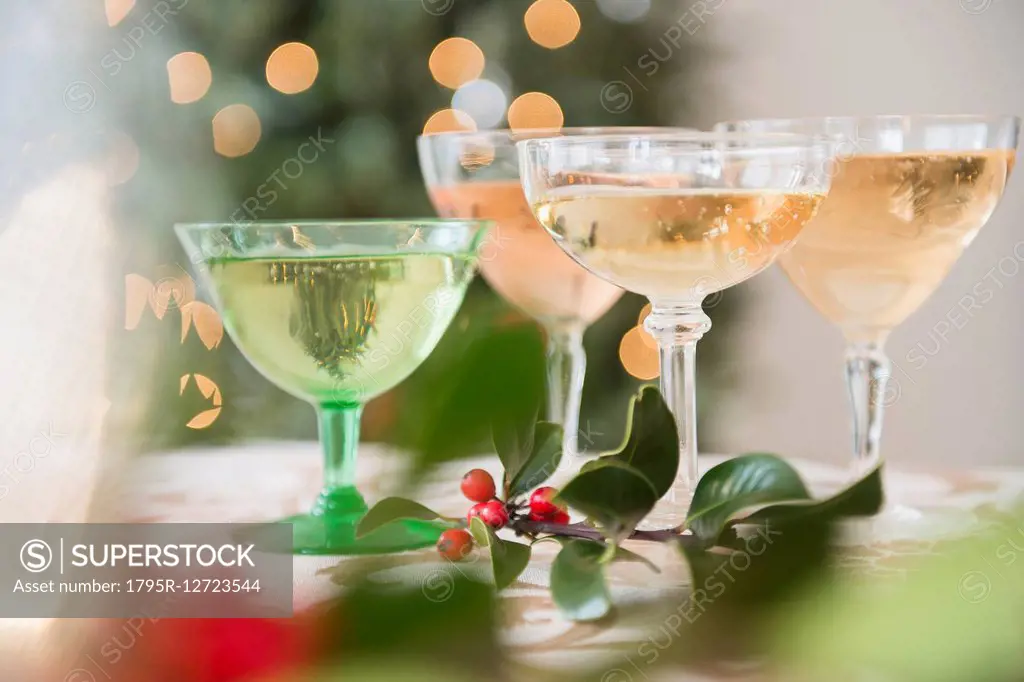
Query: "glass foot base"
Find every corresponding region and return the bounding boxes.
[637,486,695,531]
[290,513,446,555]
[241,514,445,556]
[838,503,978,545]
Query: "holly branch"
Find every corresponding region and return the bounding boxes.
[356,386,883,621]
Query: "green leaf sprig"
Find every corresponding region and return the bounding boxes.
[359,385,883,622]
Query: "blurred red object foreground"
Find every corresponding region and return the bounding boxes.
[86,613,324,682]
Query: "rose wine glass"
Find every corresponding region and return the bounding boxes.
[517,132,834,522]
[717,116,1019,495]
[418,128,692,461]
[177,219,489,554]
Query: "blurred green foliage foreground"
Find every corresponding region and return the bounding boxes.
[81,385,1024,681]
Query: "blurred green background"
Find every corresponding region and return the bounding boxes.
[82,0,736,460]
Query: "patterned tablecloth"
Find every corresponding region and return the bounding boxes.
[114,441,1024,678]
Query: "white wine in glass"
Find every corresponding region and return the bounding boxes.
[177,220,488,555]
[717,116,1019,486]
[778,151,1014,341]
[534,187,823,299]
[208,254,473,405]
[518,132,835,522]
[419,128,694,460]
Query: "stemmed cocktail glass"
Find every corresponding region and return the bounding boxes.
[716,116,1020,496]
[418,128,691,461]
[517,132,835,522]
[177,219,489,554]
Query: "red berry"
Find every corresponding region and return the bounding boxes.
[460,469,496,502]
[529,509,570,524]
[436,529,473,562]
[467,502,487,525]
[529,486,563,516]
[477,500,509,529]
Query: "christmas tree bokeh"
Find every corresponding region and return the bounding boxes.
[76,0,731,461]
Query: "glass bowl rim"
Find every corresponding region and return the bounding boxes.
[515,130,832,152]
[417,126,699,145]
[175,218,493,231]
[716,113,1022,130]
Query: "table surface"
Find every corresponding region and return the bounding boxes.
[113,441,1024,678]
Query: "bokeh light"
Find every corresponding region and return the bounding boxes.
[619,327,660,380]
[637,303,657,349]
[180,373,222,430]
[429,38,486,90]
[105,0,134,27]
[166,52,212,104]
[524,0,581,49]
[452,79,508,129]
[596,0,652,23]
[212,104,262,157]
[265,42,319,94]
[508,92,564,131]
[422,108,477,135]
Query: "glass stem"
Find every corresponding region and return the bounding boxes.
[644,304,712,506]
[844,341,891,474]
[312,402,368,517]
[546,322,587,459]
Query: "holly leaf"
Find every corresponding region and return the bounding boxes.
[735,463,884,527]
[609,544,661,574]
[557,460,658,543]
[678,516,834,612]
[686,454,810,546]
[469,517,531,590]
[551,539,611,621]
[401,317,545,473]
[492,408,539,496]
[356,497,450,538]
[596,385,679,499]
[323,570,501,671]
[678,539,731,600]
[530,535,566,548]
[508,421,563,497]
[675,465,883,620]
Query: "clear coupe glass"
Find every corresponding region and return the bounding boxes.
[716,116,1020,482]
[517,132,835,522]
[418,128,693,461]
[177,219,489,554]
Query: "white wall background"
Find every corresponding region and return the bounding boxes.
[691,0,1024,467]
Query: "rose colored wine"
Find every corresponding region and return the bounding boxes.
[429,180,623,324]
[779,150,1015,342]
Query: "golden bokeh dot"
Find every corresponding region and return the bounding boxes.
[637,302,651,326]
[105,0,134,27]
[507,92,564,131]
[636,303,657,349]
[524,0,581,49]
[619,327,660,380]
[422,108,477,135]
[212,104,262,158]
[428,37,485,90]
[166,52,212,104]
[266,42,319,95]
